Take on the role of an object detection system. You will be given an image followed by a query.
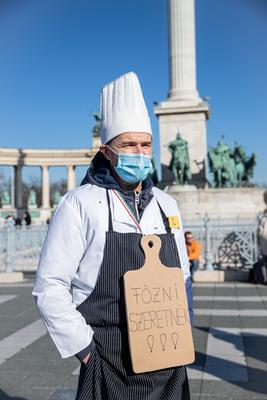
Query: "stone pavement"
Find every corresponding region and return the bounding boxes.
[0,280,266,400]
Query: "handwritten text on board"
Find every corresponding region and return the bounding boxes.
[126,284,190,352]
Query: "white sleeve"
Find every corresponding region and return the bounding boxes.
[32,194,94,359]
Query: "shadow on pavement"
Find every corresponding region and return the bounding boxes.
[0,389,28,400]
[191,326,267,396]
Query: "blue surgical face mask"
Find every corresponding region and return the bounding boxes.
[107,146,152,184]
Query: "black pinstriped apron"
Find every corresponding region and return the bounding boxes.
[75,190,190,400]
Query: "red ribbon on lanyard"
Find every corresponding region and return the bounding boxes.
[112,190,142,233]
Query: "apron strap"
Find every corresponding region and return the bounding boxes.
[157,201,172,234]
[106,190,113,232]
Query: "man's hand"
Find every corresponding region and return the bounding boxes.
[82,353,90,365]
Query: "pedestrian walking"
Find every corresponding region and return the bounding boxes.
[33,72,193,399]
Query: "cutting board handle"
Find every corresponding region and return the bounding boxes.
[140,235,164,271]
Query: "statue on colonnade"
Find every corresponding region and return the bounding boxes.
[53,190,62,208]
[92,112,101,137]
[27,189,37,208]
[1,190,11,207]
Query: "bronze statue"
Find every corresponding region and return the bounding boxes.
[53,190,61,206]
[208,137,256,187]
[2,190,11,206]
[27,189,37,207]
[208,138,235,188]
[92,112,101,137]
[149,158,158,185]
[168,133,191,185]
[232,144,256,186]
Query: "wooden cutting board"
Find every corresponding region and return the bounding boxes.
[124,234,195,373]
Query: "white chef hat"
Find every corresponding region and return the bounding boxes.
[100,71,152,144]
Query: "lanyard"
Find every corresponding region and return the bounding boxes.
[112,189,142,233]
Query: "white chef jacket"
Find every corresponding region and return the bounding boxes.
[32,184,192,359]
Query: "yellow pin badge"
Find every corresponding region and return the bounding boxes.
[168,216,180,229]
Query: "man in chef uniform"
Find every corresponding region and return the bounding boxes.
[33,72,193,400]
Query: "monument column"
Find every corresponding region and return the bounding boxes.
[15,165,23,210]
[42,165,50,208]
[11,165,15,209]
[154,0,210,187]
[168,0,200,103]
[67,165,76,190]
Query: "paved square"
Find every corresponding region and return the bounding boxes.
[0,281,267,399]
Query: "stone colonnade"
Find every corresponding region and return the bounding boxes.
[0,145,98,218]
[12,164,77,210]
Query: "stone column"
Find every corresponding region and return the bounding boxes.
[42,165,50,208]
[15,165,23,209]
[154,0,209,186]
[67,165,76,190]
[168,0,200,104]
[11,166,15,208]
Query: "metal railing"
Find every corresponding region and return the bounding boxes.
[0,216,259,272]
[186,214,258,270]
[0,221,47,272]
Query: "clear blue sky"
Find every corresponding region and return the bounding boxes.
[0,0,266,185]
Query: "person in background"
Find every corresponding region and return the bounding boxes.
[23,211,32,226]
[15,217,22,226]
[5,212,15,224]
[185,231,201,281]
[5,212,14,220]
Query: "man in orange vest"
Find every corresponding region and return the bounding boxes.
[185,231,201,281]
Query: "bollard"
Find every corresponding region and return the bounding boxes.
[5,220,14,272]
[204,213,214,271]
